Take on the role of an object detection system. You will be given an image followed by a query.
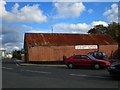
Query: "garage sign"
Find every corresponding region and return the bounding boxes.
[75,45,98,50]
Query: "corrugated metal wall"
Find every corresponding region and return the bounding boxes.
[28,45,97,61]
[27,45,118,62]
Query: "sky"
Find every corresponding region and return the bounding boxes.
[0,0,119,53]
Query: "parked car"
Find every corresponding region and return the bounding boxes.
[65,54,111,69]
[108,62,120,78]
[87,51,107,60]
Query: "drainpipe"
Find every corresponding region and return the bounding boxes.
[97,44,99,52]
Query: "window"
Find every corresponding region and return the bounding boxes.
[87,55,96,60]
[74,55,89,60]
[74,55,81,59]
[81,55,89,59]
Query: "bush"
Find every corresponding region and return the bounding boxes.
[12,50,22,60]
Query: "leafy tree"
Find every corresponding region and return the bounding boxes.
[88,25,108,34]
[107,22,120,45]
[12,50,18,58]
[12,49,23,60]
[88,22,120,46]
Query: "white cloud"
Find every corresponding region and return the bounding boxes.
[52,0,119,2]
[53,21,108,33]
[53,2,86,18]
[54,23,91,33]
[2,24,23,44]
[0,1,48,52]
[13,46,20,51]
[27,29,50,33]
[88,9,93,14]
[1,22,30,52]
[103,3,118,22]
[0,0,7,17]
[2,43,23,53]
[92,21,108,27]
[1,22,51,52]
[1,2,47,23]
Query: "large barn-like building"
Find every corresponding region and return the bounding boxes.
[24,33,118,62]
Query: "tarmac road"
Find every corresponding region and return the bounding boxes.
[2,59,120,88]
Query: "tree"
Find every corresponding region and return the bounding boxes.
[12,50,18,58]
[12,49,23,60]
[88,25,108,34]
[87,22,120,46]
[107,22,120,46]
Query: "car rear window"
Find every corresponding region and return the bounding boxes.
[87,55,96,60]
[74,55,81,59]
[81,56,89,59]
[74,55,89,60]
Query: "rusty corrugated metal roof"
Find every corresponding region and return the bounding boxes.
[24,33,118,46]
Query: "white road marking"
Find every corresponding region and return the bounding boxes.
[13,62,19,66]
[14,60,20,66]
[2,67,13,70]
[21,69,51,74]
[70,73,110,79]
[2,66,51,74]
[70,74,87,77]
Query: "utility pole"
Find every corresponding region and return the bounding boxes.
[51,26,54,33]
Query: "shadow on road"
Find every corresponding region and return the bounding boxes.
[2,58,22,65]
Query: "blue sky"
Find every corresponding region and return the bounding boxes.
[0,1,119,52]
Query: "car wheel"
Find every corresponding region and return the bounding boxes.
[94,64,100,69]
[67,63,74,69]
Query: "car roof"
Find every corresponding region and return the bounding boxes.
[73,55,87,56]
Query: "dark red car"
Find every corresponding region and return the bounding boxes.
[65,54,111,69]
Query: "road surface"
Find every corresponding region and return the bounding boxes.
[2,59,120,88]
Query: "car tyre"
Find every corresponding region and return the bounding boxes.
[67,63,74,69]
[94,64,101,69]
